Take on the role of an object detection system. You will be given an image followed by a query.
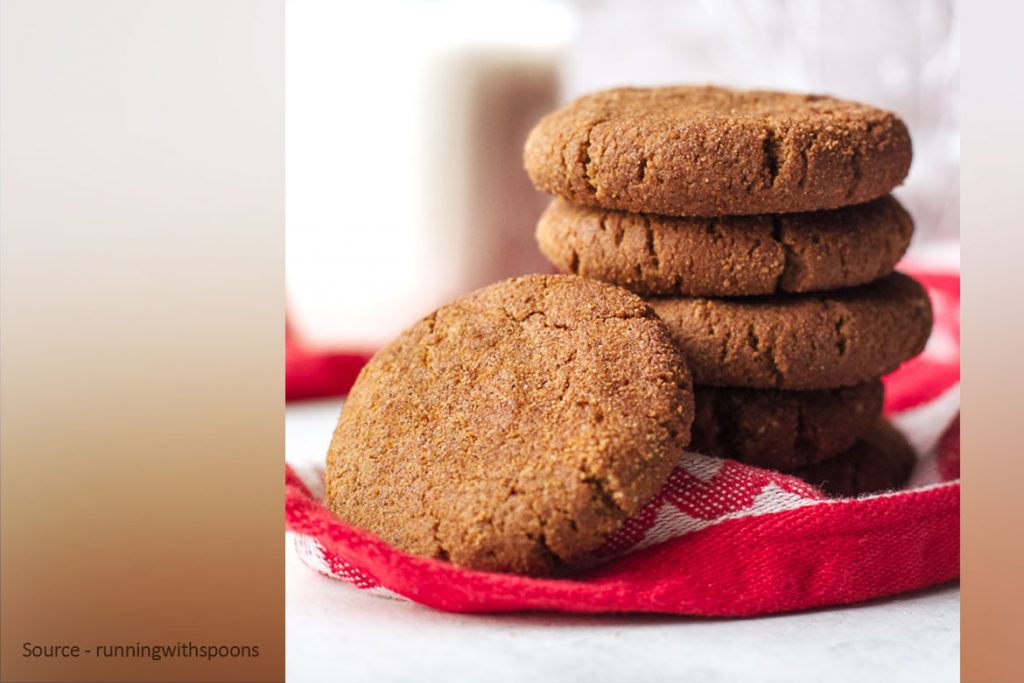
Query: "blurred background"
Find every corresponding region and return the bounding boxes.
[286,0,959,350]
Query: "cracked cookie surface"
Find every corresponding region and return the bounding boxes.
[786,419,916,497]
[325,274,695,575]
[691,380,884,469]
[649,272,932,390]
[524,85,912,217]
[537,196,913,296]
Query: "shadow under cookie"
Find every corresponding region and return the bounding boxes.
[786,419,917,497]
[691,380,884,470]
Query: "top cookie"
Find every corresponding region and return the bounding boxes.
[325,274,694,575]
[524,86,912,216]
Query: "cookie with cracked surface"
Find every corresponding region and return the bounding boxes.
[524,85,912,217]
[537,196,913,296]
[787,419,916,497]
[325,274,695,575]
[691,380,884,469]
[649,272,932,390]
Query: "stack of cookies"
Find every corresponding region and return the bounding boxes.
[524,86,933,497]
[324,85,935,575]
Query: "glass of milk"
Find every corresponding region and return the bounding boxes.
[287,0,572,350]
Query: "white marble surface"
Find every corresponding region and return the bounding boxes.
[286,399,959,683]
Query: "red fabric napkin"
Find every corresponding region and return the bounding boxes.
[285,266,959,615]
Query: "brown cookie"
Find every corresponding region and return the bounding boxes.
[649,272,932,390]
[691,380,884,469]
[524,85,911,217]
[537,196,913,296]
[325,274,695,575]
[787,419,916,497]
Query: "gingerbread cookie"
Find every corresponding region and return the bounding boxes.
[691,380,883,469]
[787,419,916,497]
[325,274,695,575]
[649,272,932,390]
[524,86,911,216]
[537,196,913,296]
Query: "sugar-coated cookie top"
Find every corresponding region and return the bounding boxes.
[326,274,694,575]
[524,85,912,216]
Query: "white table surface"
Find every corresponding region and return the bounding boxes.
[286,398,959,683]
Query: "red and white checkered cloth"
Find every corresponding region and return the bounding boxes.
[285,264,959,615]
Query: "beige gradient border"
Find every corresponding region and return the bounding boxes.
[1,1,284,681]
[962,1,1024,682]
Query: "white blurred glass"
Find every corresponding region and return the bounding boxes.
[286,0,571,349]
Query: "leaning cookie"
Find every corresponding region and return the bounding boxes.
[786,419,916,497]
[691,380,883,470]
[325,274,695,575]
[537,196,913,297]
[649,272,932,390]
[524,85,912,217]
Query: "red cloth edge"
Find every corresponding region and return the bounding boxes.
[286,466,958,616]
